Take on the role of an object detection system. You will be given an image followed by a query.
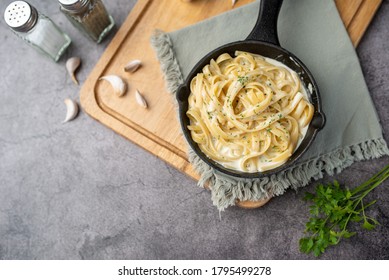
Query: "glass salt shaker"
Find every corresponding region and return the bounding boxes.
[4,1,71,62]
[58,0,115,43]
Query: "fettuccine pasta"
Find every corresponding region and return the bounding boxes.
[187,51,314,172]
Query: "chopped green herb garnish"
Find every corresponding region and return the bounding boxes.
[237,75,249,86]
[300,164,389,257]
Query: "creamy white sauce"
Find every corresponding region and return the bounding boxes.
[264,57,311,152]
[218,57,311,172]
[308,83,313,94]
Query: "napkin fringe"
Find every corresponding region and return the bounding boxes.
[151,30,184,94]
[151,31,389,211]
[190,138,389,210]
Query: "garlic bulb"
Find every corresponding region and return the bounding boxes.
[66,57,81,85]
[99,75,127,97]
[63,99,79,123]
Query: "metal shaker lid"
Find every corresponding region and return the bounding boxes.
[58,0,80,4]
[58,0,90,13]
[4,1,38,32]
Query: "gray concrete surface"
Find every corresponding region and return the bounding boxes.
[0,0,388,260]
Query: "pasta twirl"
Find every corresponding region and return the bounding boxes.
[186,51,314,172]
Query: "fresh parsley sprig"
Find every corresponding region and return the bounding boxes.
[299,164,389,257]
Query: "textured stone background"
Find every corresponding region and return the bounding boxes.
[0,0,388,259]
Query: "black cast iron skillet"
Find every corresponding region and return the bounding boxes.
[176,0,326,178]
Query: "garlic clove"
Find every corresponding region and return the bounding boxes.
[135,89,148,109]
[99,75,127,97]
[232,0,237,7]
[63,99,79,123]
[124,60,142,73]
[66,57,81,85]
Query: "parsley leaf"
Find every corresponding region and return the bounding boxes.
[299,164,389,257]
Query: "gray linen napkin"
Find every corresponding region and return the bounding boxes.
[151,0,389,210]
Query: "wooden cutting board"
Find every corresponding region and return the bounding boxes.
[80,0,382,209]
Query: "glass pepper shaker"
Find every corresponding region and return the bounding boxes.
[4,1,72,62]
[58,0,115,44]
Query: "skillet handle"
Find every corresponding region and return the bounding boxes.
[246,0,283,45]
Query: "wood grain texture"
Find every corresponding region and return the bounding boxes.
[335,0,363,28]
[347,0,382,46]
[80,0,381,209]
